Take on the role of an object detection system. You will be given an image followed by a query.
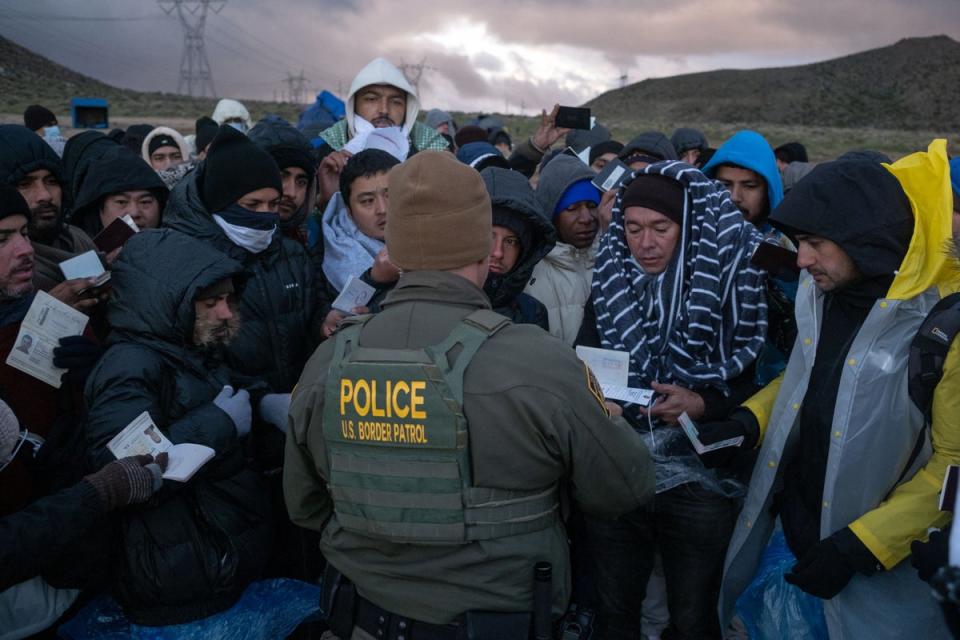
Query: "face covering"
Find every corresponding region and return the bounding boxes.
[227,121,248,134]
[212,203,278,254]
[43,126,61,140]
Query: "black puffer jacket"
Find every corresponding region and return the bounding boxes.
[70,145,169,237]
[84,229,273,625]
[163,168,317,392]
[480,167,556,328]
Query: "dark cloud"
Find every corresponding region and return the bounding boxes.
[0,0,956,116]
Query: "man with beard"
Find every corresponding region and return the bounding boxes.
[0,125,101,305]
[315,58,448,207]
[164,124,316,395]
[0,186,153,637]
[249,117,318,246]
[525,154,601,344]
[715,142,959,639]
[83,228,280,625]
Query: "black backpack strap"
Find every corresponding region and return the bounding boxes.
[897,292,960,486]
[908,292,960,423]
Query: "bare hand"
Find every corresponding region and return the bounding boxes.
[321,305,370,338]
[639,381,705,425]
[48,278,101,312]
[598,188,617,234]
[530,104,571,153]
[370,248,400,284]
[604,401,623,417]
[318,150,353,207]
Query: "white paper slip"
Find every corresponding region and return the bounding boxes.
[59,250,106,281]
[940,465,960,512]
[331,275,376,314]
[678,412,743,454]
[107,411,215,483]
[5,291,89,388]
[602,385,654,406]
[575,346,629,387]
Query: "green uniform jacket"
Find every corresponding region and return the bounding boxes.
[284,270,654,624]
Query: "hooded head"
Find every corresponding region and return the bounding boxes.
[212,99,253,132]
[71,146,169,236]
[424,109,456,137]
[535,154,599,248]
[141,127,190,172]
[620,131,678,166]
[0,125,65,244]
[107,228,243,350]
[62,130,120,208]
[480,167,557,308]
[702,130,784,225]
[770,160,913,294]
[248,118,318,226]
[345,58,418,139]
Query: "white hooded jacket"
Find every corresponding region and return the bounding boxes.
[344,57,419,138]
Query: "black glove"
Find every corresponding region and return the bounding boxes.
[912,525,951,583]
[695,409,760,468]
[53,335,103,385]
[785,528,878,599]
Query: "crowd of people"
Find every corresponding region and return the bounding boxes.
[3,54,960,640]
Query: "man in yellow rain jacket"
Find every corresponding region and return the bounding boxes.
[715,140,958,639]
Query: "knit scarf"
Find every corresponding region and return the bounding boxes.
[592,161,768,403]
[321,192,384,291]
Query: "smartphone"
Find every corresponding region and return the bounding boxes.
[750,242,800,279]
[592,158,632,193]
[555,106,591,130]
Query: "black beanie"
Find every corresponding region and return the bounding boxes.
[148,134,179,156]
[200,125,282,213]
[195,116,218,153]
[24,105,57,131]
[271,145,316,176]
[621,174,686,226]
[0,186,31,222]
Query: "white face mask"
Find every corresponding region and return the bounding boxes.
[43,126,61,140]
[0,399,21,469]
[226,121,248,134]
[213,214,276,253]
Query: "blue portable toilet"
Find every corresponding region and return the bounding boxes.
[70,98,109,129]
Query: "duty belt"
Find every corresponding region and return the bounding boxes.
[355,594,464,640]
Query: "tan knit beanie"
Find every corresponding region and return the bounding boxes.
[386,150,492,271]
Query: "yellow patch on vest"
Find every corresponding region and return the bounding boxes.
[584,363,610,417]
[338,378,431,445]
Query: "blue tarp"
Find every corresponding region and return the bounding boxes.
[298,90,345,137]
[58,578,322,640]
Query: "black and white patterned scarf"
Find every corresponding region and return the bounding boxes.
[592,161,768,398]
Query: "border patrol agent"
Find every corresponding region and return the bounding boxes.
[284,150,654,640]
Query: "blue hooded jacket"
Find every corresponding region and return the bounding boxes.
[702,130,784,216]
[950,157,960,200]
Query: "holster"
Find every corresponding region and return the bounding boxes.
[319,563,356,638]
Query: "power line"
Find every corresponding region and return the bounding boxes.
[159,0,224,97]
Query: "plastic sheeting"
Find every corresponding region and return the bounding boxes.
[58,578,321,640]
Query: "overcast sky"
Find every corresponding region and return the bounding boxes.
[0,0,957,114]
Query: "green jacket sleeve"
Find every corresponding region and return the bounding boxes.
[283,344,335,532]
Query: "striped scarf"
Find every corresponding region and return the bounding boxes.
[592,161,768,403]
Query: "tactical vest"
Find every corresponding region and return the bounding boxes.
[322,309,560,544]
